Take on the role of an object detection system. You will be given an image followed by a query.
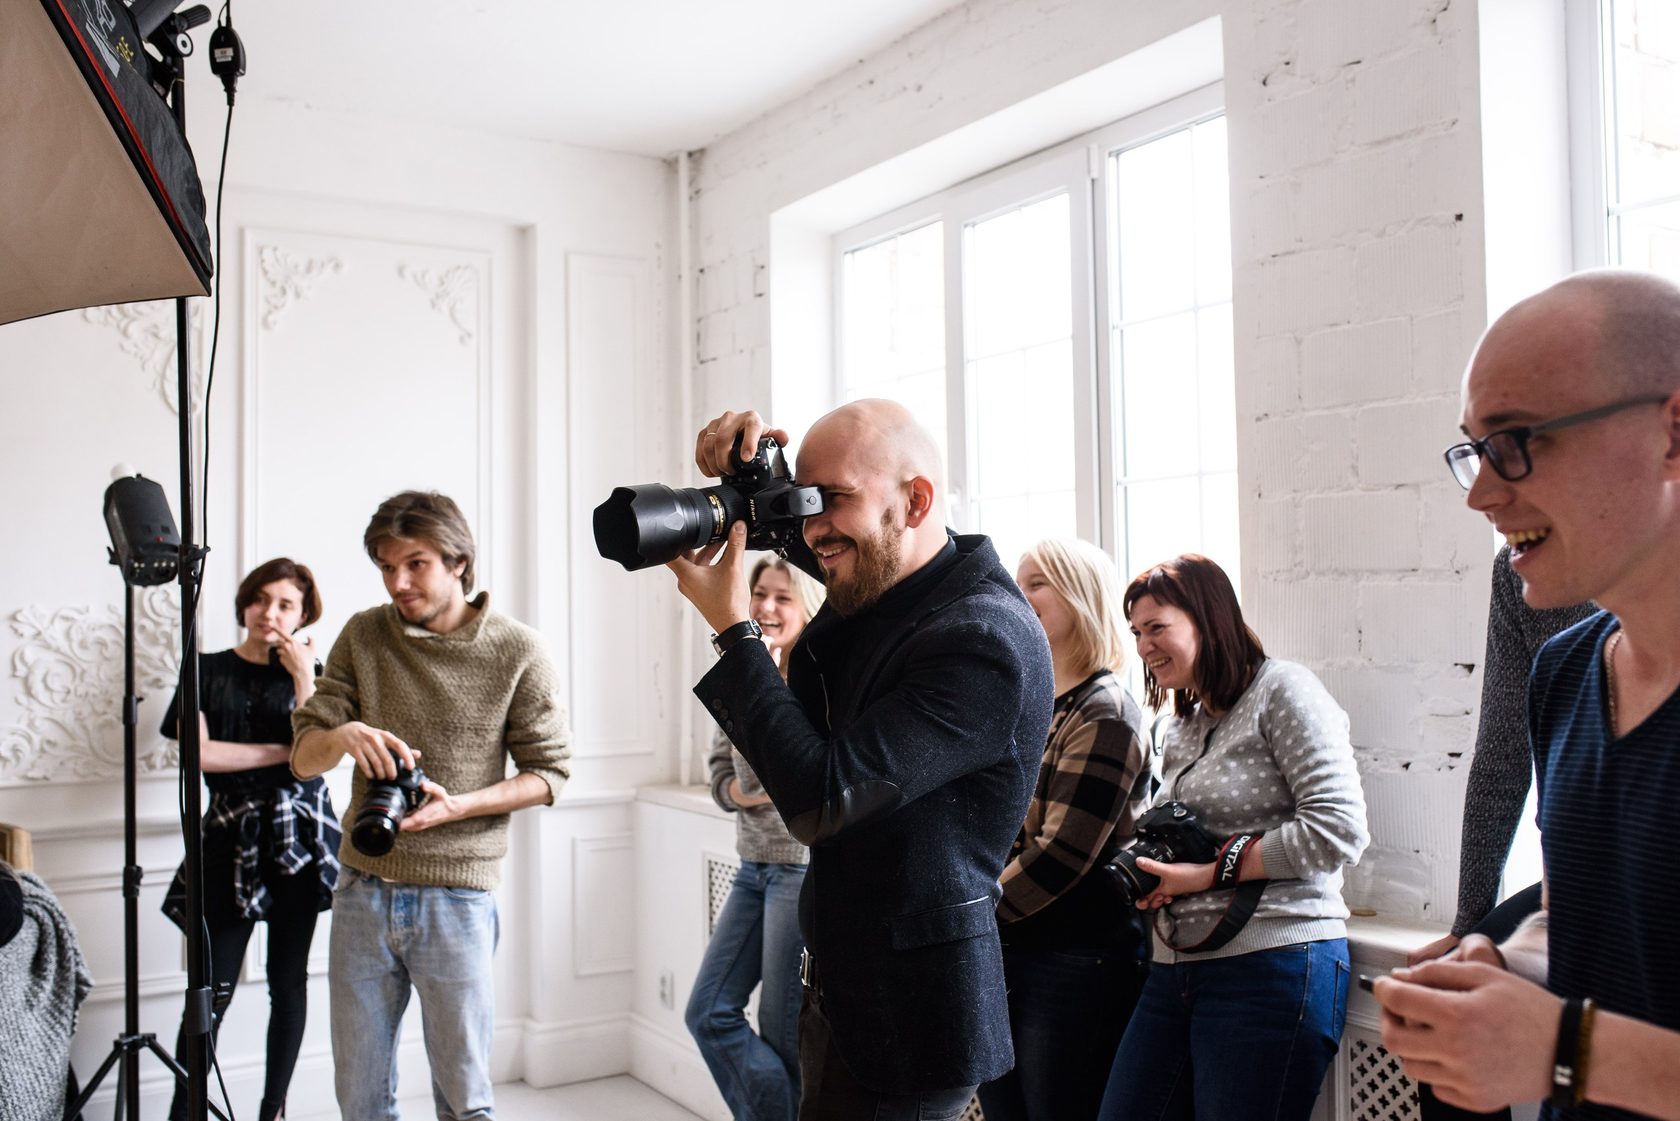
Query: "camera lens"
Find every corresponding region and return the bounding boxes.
[350,809,399,857]
[350,781,412,857]
[593,483,747,571]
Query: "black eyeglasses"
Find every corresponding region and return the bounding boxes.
[1443,394,1670,489]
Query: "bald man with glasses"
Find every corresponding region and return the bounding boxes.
[1376,270,1680,1120]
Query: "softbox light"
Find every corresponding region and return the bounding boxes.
[0,0,213,325]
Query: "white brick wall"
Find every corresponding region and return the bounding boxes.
[685,0,1504,924]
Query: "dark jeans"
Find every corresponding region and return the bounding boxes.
[976,942,1149,1121]
[169,851,322,1121]
[795,989,976,1121]
[1418,883,1544,1121]
[1097,938,1350,1121]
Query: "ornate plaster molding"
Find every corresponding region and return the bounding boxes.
[257,245,343,331]
[398,263,479,345]
[81,301,205,415]
[1,588,181,782]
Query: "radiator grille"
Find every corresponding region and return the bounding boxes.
[704,854,741,937]
[1349,1037,1420,1121]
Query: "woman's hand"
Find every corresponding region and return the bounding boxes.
[1408,931,1462,966]
[273,631,315,679]
[1132,857,1217,909]
[727,777,773,808]
[1374,940,1556,1111]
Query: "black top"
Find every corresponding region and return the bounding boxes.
[0,873,20,948]
[1531,611,1680,1121]
[696,532,1053,1094]
[161,648,298,794]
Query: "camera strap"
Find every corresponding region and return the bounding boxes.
[1163,831,1266,954]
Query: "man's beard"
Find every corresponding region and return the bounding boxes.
[820,507,904,617]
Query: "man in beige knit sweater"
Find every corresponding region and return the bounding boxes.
[292,491,570,1121]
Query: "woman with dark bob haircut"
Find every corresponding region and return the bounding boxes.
[1097,554,1369,1121]
[160,557,341,1121]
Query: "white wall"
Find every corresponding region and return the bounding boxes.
[0,87,678,1117]
[684,0,1503,928]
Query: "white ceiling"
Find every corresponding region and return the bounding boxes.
[218,0,964,157]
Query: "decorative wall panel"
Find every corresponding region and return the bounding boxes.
[573,832,635,977]
[1,587,180,782]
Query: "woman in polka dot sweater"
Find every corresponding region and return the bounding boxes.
[1097,553,1369,1121]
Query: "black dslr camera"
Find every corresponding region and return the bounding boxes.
[592,436,823,571]
[1104,801,1222,905]
[350,764,429,857]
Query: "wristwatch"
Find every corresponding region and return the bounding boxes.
[711,619,763,656]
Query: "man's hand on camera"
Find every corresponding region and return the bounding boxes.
[696,410,790,478]
[330,721,419,779]
[667,520,753,634]
[399,779,459,833]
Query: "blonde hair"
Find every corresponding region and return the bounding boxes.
[1021,538,1128,676]
[749,555,825,623]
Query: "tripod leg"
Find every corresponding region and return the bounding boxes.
[67,1046,123,1119]
[144,1037,230,1121]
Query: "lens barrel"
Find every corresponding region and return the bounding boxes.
[593,483,748,571]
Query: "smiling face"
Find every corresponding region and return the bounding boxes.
[1017,556,1077,658]
[1128,593,1201,695]
[796,424,909,617]
[376,536,467,630]
[1461,291,1676,610]
[750,564,810,656]
[241,578,307,646]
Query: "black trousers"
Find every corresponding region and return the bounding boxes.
[1416,882,1544,1121]
[796,988,978,1121]
[168,850,323,1121]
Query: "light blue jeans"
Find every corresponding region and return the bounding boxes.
[684,861,806,1121]
[329,867,500,1121]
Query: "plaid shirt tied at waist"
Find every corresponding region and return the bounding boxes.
[163,776,340,929]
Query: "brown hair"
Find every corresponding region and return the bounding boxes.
[363,491,477,593]
[748,554,826,623]
[234,557,322,629]
[1123,554,1265,717]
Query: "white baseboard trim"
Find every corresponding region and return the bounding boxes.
[627,1014,730,1121]
[521,1012,631,1087]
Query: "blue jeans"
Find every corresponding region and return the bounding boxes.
[1097,938,1350,1121]
[976,942,1149,1121]
[329,867,500,1121]
[685,861,806,1121]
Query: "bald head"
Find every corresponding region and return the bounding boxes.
[802,399,945,493]
[1481,269,1680,399]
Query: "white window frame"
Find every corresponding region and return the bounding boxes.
[832,82,1226,562]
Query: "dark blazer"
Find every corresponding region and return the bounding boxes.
[695,533,1052,1094]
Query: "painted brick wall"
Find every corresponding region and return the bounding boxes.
[686,0,1503,925]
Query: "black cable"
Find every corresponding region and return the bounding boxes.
[201,33,232,551]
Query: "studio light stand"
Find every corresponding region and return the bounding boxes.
[75,473,225,1120]
[71,6,226,1117]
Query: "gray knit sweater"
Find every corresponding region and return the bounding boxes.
[707,727,808,865]
[0,871,91,1121]
[1450,546,1595,935]
[292,593,571,890]
[1150,658,1369,963]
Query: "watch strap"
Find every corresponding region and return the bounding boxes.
[711,619,762,656]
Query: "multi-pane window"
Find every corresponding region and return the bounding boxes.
[1582,0,1680,275]
[836,86,1236,595]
